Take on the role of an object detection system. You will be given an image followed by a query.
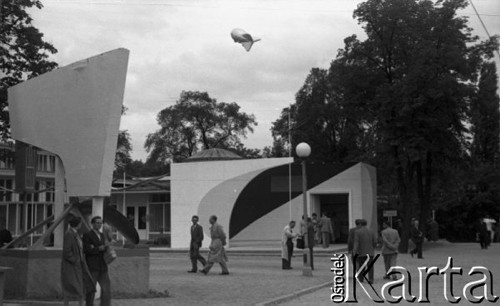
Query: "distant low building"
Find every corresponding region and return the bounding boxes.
[1,145,377,248]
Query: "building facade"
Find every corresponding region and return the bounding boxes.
[0,143,56,245]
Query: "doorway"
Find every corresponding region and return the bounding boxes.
[126,205,148,240]
[318,193,349,243]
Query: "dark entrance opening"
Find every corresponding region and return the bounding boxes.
[319,193,349,243]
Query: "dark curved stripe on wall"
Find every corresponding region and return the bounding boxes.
[229,162,356,238]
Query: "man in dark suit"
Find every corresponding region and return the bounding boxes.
[347,219,362,256]
[188,215,207,273]
[83,216,111,306]
[353,219,378,283]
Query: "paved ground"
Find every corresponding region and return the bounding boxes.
[280,242,500,305]
[5,242,499,305]
[116,247,339,305]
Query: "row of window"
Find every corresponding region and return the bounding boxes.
[0,148,56,172]
[0,203,53,236]
[0,179,54,202]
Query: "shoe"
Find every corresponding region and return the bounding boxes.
[220,272,229,275]
[187,270,197,273]
[383,276,390,280]
[282,267,292,270]
[392,277,398,280]
[200,269,207,275]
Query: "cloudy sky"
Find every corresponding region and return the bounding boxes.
[28,0,500,161]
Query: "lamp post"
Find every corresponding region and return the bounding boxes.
[296,142,312,276]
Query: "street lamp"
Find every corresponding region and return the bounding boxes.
[296,142,312,276]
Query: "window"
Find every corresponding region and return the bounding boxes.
[36,154,55,172]
[45,181,54,202]
[0,148,14,169]
[138,206,147,230]
[0,179,13,202]
[164,203,171,232]
[149,204,164,232]
[0,205,6,228]
[8,204,17,233]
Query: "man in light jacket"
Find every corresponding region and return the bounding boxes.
[381,221,400,280]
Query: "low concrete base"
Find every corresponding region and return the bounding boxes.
[0,248,149,300]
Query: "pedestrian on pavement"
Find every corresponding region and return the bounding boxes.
[200,215,229,275]
[483,215,496,246]
[188,215,207,273]
[83,216,112,306]
[311,213,320,244]
[319,212,334,248]
[381,221,400,280]
[347,219,362,256]
[281,220,298,270]
[409,219,424,259]
[476,217,489,249]
[62,215,95,306]
[353,219,378,283]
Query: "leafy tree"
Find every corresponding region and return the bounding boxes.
[124,159,170,178]
[334,0,498,251]
[145,91,257,163]
[114,130,132,178]
[271,67,376,163]
[0,0,58,139]
[470,62,500,166]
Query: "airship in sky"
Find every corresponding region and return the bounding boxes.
[230,28,261,52]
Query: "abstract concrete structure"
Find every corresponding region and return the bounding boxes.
[171,156,377,248]
[8,48,129,197]
[8,48,129,247]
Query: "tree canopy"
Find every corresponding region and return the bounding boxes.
[0,0,58,139]
[272,0,499,247]
[145,91,257,163]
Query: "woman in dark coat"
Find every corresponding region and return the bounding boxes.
[61,216,95,306]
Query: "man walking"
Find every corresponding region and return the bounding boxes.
[281,220,297,269]
[353,219,378,283]
[319,213,334,248]
[381,221,400,280]
[410,219,424,259]
[188,215,206,273]
[200,215,229,275]
[83,216,111,306]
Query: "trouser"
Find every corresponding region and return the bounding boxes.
[383,253,397,278]
[411,241,423,258]
[486,231,492,247]
[203,260,229,274]
[356,255,375,282]
[86,270,111,306]
[322,232,330,248]
[479,238,487,249]
[190,245,207,271]
[302,247,314,270]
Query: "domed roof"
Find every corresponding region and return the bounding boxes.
[185,148,243,162]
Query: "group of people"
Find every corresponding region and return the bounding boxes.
[311,213,335,248]
[61,215,112,306]
[188,215,229,275]
[279,212,335,270]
